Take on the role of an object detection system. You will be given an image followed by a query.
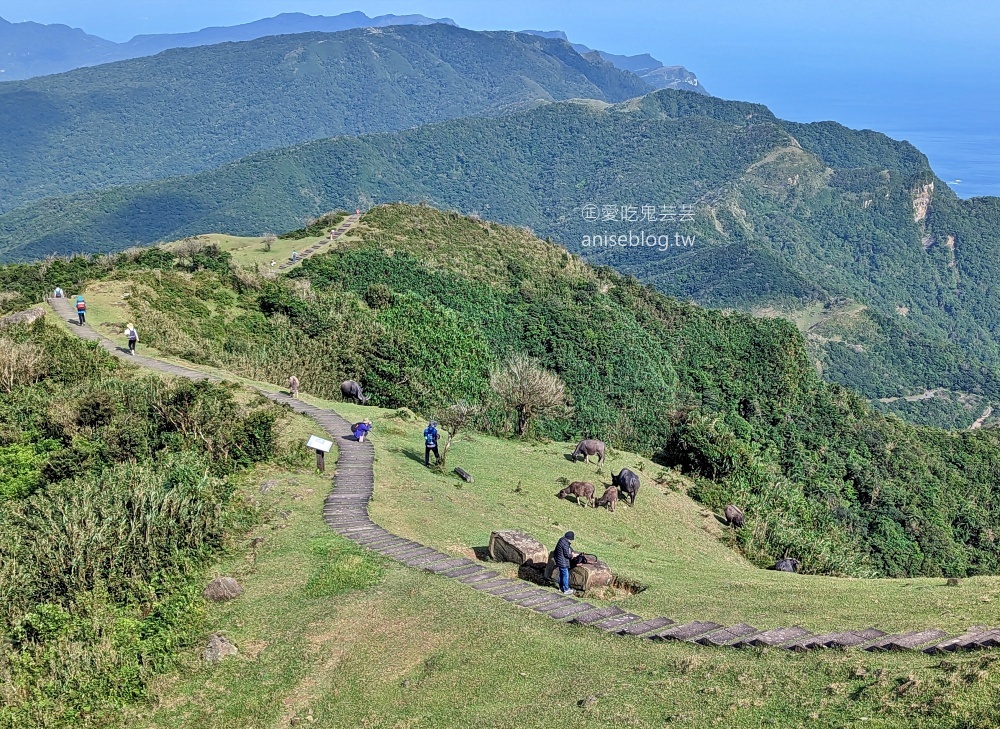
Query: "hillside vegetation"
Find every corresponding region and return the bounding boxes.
[4,90,998,432]
[0,24,648,212]
[0,316,309,726]
[5,204,999,582]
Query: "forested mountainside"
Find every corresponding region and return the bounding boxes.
[3,90,997,429]
[3,204,999,580]
[0,24,648,212]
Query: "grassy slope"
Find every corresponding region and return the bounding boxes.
[43,304,1000,728]
[119,403,1000,729]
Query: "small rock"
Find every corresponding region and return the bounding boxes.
[260,479,278,494]
[203,633,238,663]
[250,536,265,548]
[203,576,244,602]
[578,695,598,709]
[947,577,961,586]
[292,494,304,501]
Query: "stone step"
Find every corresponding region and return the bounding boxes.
[547,602,599,620]
[785,629,886,652]
[425,558,475,574]
[513,592,565,608]
[617,617,675,637]
[594,613,645,632]
[731,627,812,649]
[648,621,725,642]
[865,629,949,652]
[924,629,1000,654]
[534,598,579,614]
[695,623,759,647]
[458,570,499,585]
[470,578,516,591]
[403,552,453,567]
[569,606,626,626]
[444,565,487,579]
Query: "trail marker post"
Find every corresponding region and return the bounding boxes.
[307,435,333,473]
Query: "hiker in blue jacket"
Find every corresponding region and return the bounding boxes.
[75,296,86,326]
[554,531,576,595]
[423,421,440,466]
[353,418,371,443]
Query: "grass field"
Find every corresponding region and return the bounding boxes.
[46,298,1000,728]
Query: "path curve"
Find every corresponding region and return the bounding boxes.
[45,298,997,654]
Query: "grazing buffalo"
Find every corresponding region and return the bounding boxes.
[557,481,595,507]
[724,504,745,528]
[571,439,605,464]
[594,485,619,512]
[774,558,801,573]
[340,380,370,405]
[611,468,640,506]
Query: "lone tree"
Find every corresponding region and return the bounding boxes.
[489,353,571,436]
[435,399,480,467]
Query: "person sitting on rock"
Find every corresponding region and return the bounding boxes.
[554,531,576,595]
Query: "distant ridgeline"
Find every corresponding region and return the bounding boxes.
[2,90,998,431]
[0,23,648,212]
[2,204,999,580]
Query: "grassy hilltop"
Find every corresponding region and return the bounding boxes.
[2,205,1000,727]
[5,204,999,581]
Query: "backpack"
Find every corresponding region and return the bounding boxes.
[424,427,437,445]
[76,301,86,311]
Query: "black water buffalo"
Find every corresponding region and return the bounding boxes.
[557,481,595,507]
[340,380,370,404]
[571,439,605,464]
[724,504,745,528]
[774,558,801,573]
[611,468,640,506]
[594,485,619,512]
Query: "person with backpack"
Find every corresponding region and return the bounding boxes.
[75,296,87,326]
[423,421,440,466]
[353,418,371,443]
[53,286,64,298]
[124,323,139,355]
[553,531,577,595]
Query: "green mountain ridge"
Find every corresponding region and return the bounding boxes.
[0,23,648,212]
[3,90,997,428]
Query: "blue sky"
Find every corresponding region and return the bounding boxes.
[4,1,1000,193]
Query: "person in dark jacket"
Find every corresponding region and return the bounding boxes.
[423,421,440,466]
[554,531,576,594]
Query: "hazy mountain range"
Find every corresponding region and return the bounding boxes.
[0,11,704,95]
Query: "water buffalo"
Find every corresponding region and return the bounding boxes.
[774,558,801,573]
[571,439,605,464]
[724,504,745,528]
[340,380,370,405]
[557,481,595,507]
[594,485,619,512]
[611,468,640,506]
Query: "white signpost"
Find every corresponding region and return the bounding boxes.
[307,435,333,472]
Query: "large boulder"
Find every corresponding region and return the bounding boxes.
[489,530,549,566]
[203,576,243,602]
[203,633,238,663]
[0,307,45,330]
[544,553,614,592]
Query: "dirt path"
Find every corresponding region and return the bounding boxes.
[971,406,994,430]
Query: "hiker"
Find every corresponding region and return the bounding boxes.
[554,531,576,595]
[288,375,300,398]
[53,286,64,298]
[423,421,440,466]
[75,296,86,326]
[353,418,371,443]
[124,322,139,355]
[290,250,298,262]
